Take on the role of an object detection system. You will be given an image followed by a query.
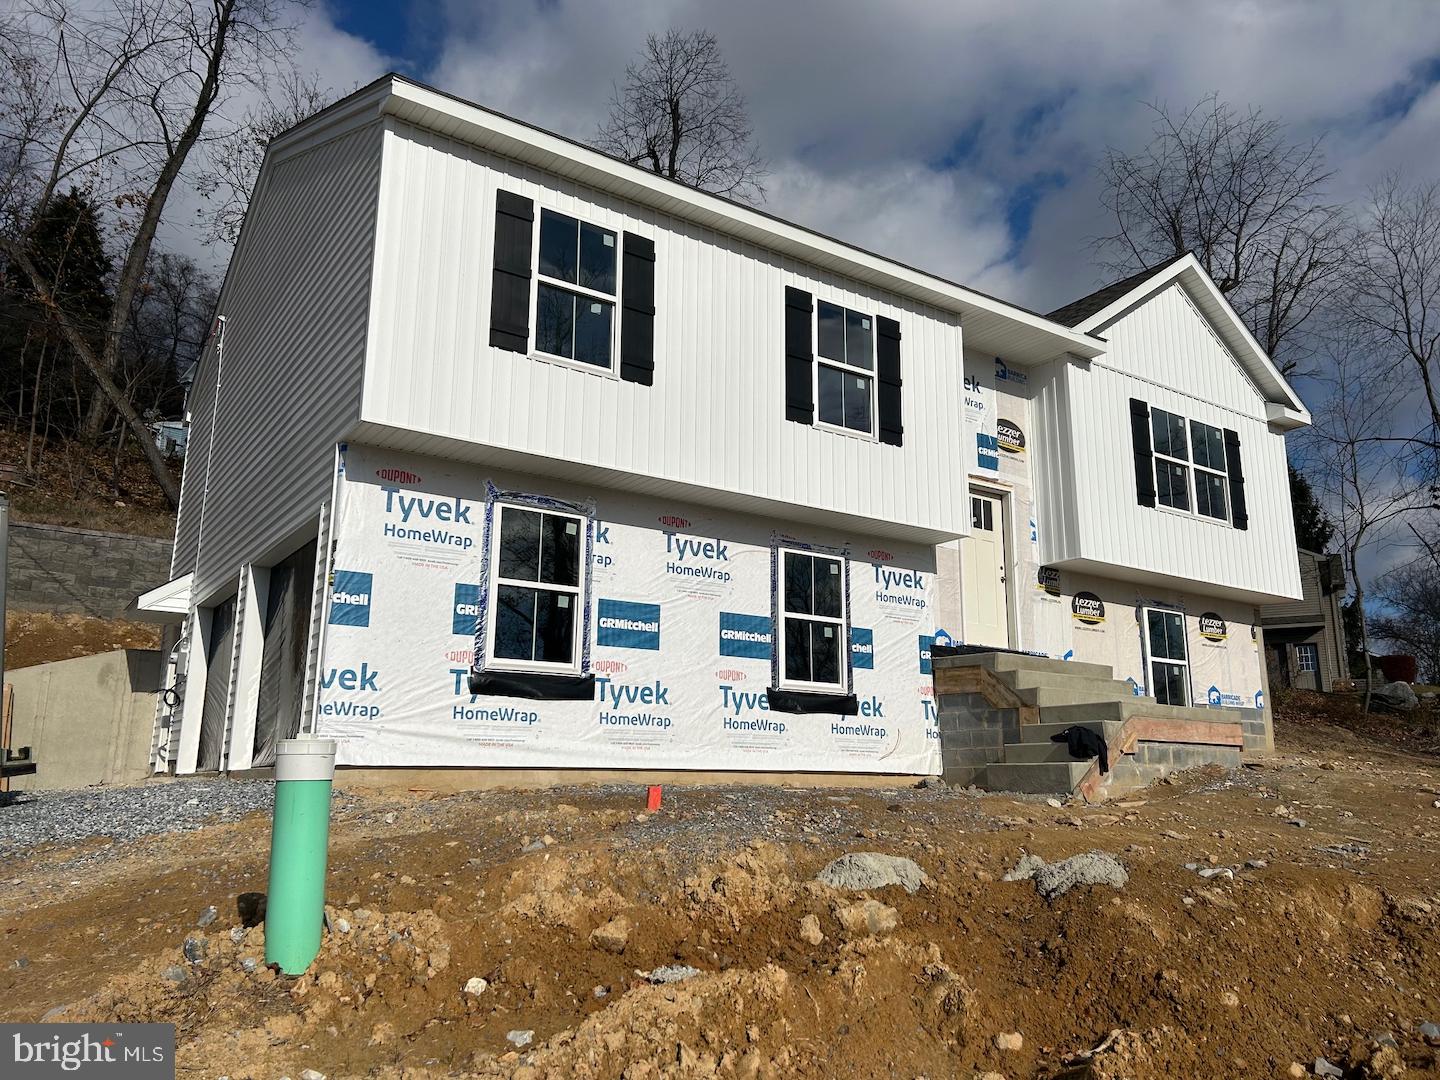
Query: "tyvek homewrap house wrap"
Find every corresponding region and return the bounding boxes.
[319,445,940,772]
[142,75,1310,788]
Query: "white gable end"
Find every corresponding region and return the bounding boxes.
[1091,281,1267,419]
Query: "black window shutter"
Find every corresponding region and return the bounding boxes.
[784,286,814,424]
[876,316,903,446]
[489,190,534,353]
[619,232,656,385]
[1223,428,1248,530]
[1130,398,1156,508]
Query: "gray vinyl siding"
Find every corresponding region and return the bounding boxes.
[176,122,381,601]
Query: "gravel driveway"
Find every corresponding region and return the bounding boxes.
[0,778,275,859]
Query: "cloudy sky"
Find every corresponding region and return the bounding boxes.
[261,0,1440,316]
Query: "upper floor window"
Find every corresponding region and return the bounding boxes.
[1189,420,1229,521]
[487,504,586,674]
[780,549,847,691]
[1149,407,1229,523]
[534,209,617,370]
[815,300,875,435]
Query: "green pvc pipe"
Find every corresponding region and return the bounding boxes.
[265,738,337,975]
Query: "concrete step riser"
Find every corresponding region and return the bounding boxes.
[1017,687,1144,708]
[934,652,1114,681]
[1002,741,1099,765]
[983,761,1090,795]
[1038,700,1249,725]
[1000,669,1139,694]
[1018,720,1124,745]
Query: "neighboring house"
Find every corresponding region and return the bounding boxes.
[139,75,1310,795]
[1259,549,1349,692]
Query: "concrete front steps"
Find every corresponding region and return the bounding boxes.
[932,651,1249,800]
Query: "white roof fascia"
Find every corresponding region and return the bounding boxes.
[1072,254,1310,423]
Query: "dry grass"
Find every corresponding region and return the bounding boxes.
[1,428,178,538]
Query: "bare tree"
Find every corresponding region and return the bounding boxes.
[595,29,767,203]
[194,68,336,244]
[1350,175,1440,462]
[1299,320,1433,711]
[1097,95,1352,374]
[1371,533,1440,684]
[0,0,308,505]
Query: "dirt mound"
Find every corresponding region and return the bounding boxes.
[4,611,161,670]
[3,733,1440,1078]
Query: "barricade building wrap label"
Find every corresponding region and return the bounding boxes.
[317,445,941,774]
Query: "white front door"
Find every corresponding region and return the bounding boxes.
[962,491,1009,647]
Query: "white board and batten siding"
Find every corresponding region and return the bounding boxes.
[1032,281,1302,604]
[173,120,383,604]
[360,119,969,542]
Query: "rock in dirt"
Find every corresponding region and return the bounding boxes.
[589,915,631,954]
[1219,991,1240,1007]
[300,1070,326,1080]
[196,905,218,927]
[797,913,824,945]
[1373,681,1418,711]
[642,965,702,984]
[994,1031,1023,1051]
[1002,854,1046,882]
[506,1030,534,1048]
[464,977,489,996]
[162,965,187,983]
[1419,1021,1440,1045]
[1286,1064,1306,1079]
[1313,1057,1343,1077]
[835,898,900,936]
[816,852,928,894]
[1003,851,1127,900]
[182,937,207,963]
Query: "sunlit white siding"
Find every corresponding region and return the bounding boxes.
[359,119,969,541]
[1031,281,1302,603]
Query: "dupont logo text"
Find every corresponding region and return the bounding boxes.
[375,467,422,484]
[329,570,373,627]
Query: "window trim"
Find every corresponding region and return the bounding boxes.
[1142,606,1191,707]
[776,546,850,694]
[529,206,623,377]
[482,502,589,677]
[1295,642,1319,674]
[813,300,879,441]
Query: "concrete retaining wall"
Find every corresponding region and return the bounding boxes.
[5,649,161,790]
[7,522,173,618]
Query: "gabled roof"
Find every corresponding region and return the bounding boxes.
[267,74,1103,367]
[1046,254,1190,328]
[1049,253,1310,429]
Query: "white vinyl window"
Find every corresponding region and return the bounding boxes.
[485,504,586,674]
[815,300,876,436]
[533,208,618,371]
[1189,419,1229,522]
[1296,642,1319,673]
[1151,407,1230,522]
[779,549,848,691]
[1151,408,1191,512]
[1144,608,1190,706]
